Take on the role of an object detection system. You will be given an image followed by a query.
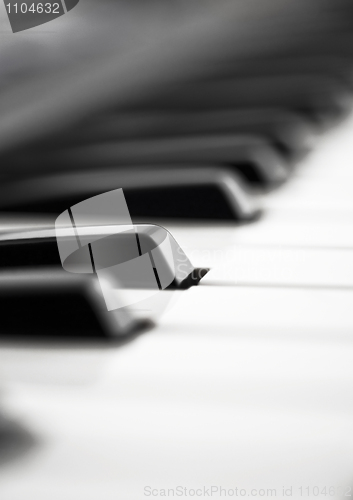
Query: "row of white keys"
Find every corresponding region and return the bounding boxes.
[116,109,353,494]
[1,284,353,500]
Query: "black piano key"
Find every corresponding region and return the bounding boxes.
[64,108,314,158]
[0,167,261,222]
[2,135,289,187]
[125,75,351,124]
[0,270,142,338]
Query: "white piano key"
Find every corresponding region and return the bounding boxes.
[164,223,353,286]
[294,112,353,180]
[263,112,353,210]
[165,214,353,251]
[201,246,353,287]
[233,213,353,248]
[161,286,353,335]
[264,176,353,211]
[1,292,353,499]
[1,381,352,500]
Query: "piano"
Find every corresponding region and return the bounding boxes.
[1,1,353,498]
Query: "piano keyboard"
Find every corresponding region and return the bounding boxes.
[1,0,353,499]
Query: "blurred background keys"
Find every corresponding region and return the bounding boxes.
[126,75,351,124]
[4,135,288,186]
[58,108,316,159]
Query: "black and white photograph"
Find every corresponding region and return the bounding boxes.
[0,1,353,499]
